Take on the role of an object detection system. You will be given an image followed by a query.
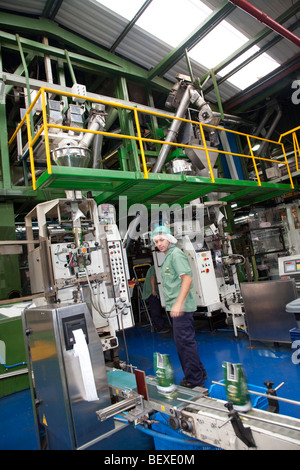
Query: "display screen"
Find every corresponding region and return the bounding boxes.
[284,261,296,273]
[284,260,300,273]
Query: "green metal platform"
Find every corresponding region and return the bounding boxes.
[35,167,296,209]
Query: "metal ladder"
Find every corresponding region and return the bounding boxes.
[133,263,154,331]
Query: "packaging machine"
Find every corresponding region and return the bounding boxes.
[25,198,134,353]
[151,201,245,333]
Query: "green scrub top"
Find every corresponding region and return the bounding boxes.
[161,245,196,312]
[142,265,160,300]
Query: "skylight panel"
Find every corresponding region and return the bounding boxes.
[96,0,281,91]
[135,0,212,47]
[223,52,280,89]
[188,20,250,72]
[188,19,280,90]
[219,45,260,77]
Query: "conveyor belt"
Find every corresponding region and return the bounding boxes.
[106,368,300,449]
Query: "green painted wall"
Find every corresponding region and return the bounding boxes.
[0,316,28,398]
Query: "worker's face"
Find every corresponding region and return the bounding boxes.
[153,236,170,253]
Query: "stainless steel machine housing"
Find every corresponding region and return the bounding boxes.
[22,302,113,450]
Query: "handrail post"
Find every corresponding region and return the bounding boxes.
[281,143,294,189]
[247,135,261,186]
[25,114,36,190]
[40,88,52,174]
[133,108,148,178]
[293,132,300,172]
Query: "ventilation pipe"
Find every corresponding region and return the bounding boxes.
[228,0,300,48]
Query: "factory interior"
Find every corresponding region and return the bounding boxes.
[1,0,300,452]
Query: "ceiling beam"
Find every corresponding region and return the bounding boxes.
[110,0,153,52]
[41,0,65,20]
[0,14,172,92]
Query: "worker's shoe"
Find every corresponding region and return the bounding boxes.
[157,327,171,334]
[182,371,208,382]
[180,379,205,389]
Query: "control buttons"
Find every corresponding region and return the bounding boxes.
[108,241,128,296]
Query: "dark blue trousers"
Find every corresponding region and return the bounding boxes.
[148,295,165,332]
[172,311,206,386]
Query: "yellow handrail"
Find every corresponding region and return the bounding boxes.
[293,132,300,172]
[279,126,300,174]
[279,125,300,142]
[8,87,295,191]
[246,135,261,186]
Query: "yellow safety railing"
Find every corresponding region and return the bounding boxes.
[279,125,300,173]
[8,87,295,190]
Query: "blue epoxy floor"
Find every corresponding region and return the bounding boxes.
[1,319,300,450]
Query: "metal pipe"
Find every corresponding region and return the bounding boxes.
[64,49,76,84]
[228,0,300,48]
[0,368,28,379]
[258,104,282,159]
[80,118,102,149]
[92,133,103,169]
[16,34,34,138]
[211,381,300,407]
[152,85,192,173]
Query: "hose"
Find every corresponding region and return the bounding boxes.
[0,354,27,369]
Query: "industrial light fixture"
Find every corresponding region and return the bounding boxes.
[252,144,260,151]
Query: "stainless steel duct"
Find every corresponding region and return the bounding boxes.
[152,85,213,173]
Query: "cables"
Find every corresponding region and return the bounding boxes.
[84,268,126,319]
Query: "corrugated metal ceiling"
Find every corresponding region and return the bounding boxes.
[0,0,299,103]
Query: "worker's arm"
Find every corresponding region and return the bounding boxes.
[170,274,192,317]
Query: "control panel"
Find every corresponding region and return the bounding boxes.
[106,236,133,331]
[108,240,128,298]
[186,250,220,309]
[198,251,213,275]
[278,254,300,291]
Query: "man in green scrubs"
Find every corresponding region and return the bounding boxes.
[152,225,207,388]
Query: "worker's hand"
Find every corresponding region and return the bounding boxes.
[152,290,157,297]
[170,300,184,317]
